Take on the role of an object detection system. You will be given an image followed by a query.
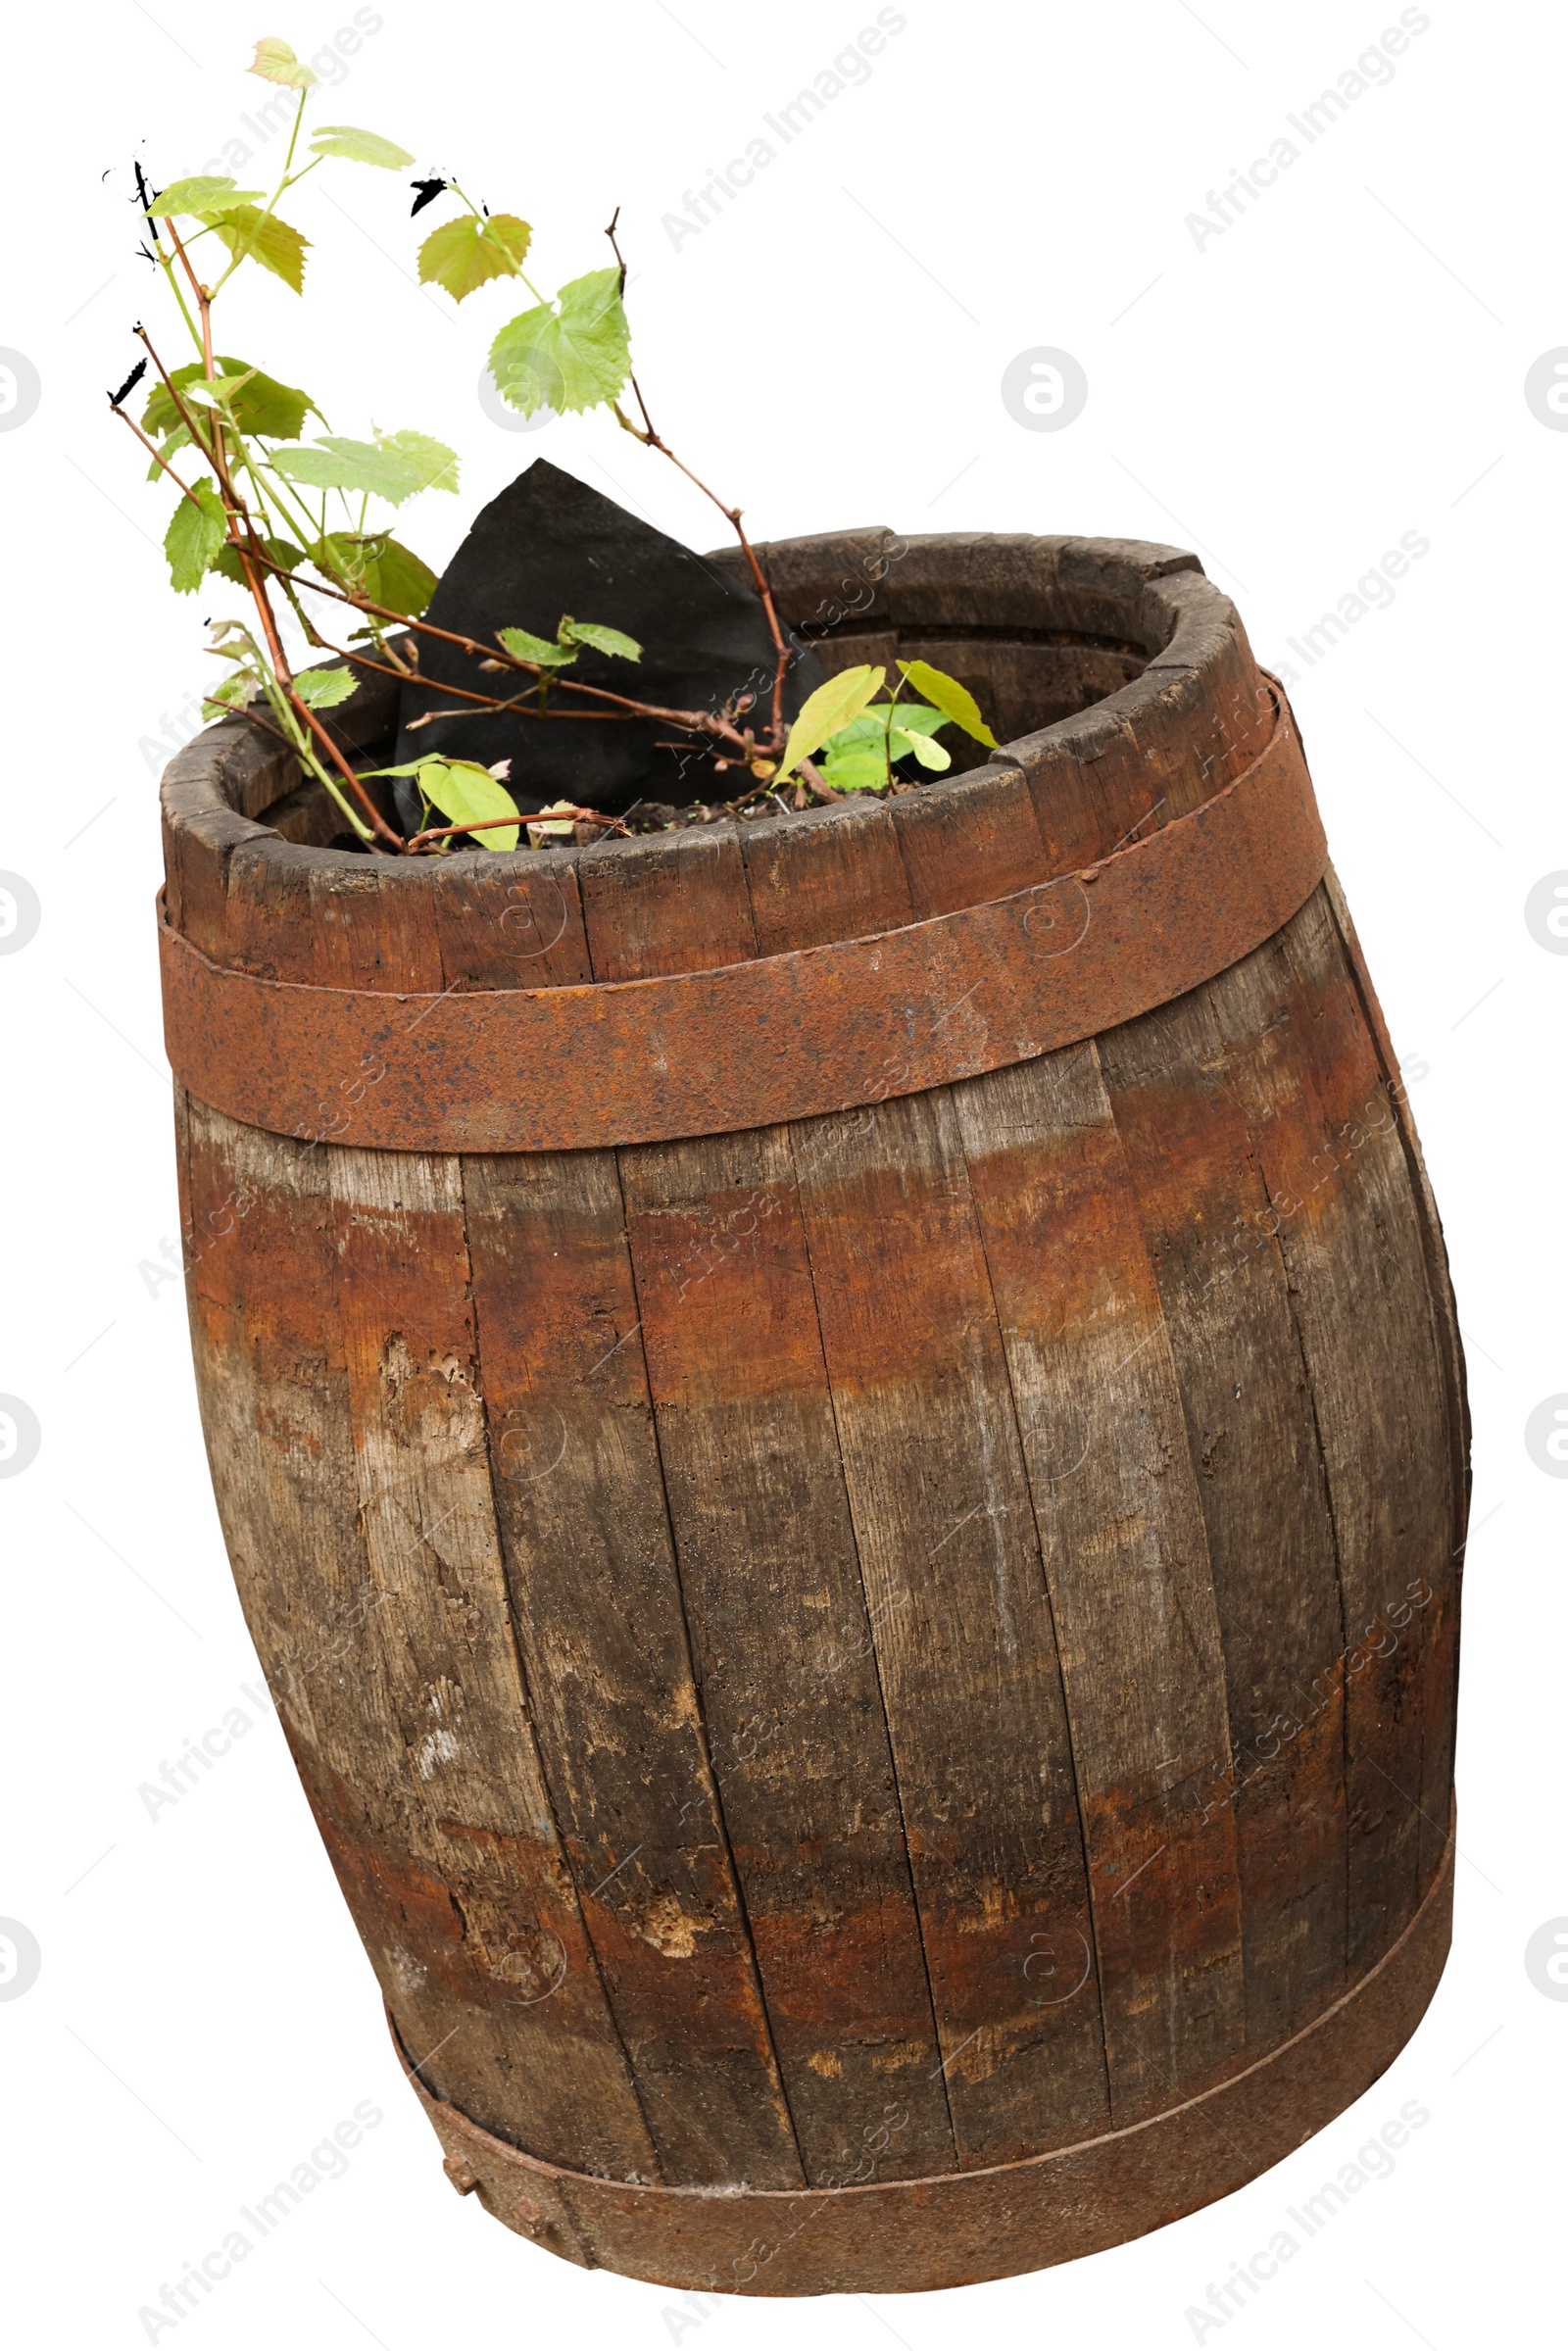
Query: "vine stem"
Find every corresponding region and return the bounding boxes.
[248,548,760,756]
[137,322,404,851]
[404,804,625,853]
[606,209,793,747]
[306,632,636,723]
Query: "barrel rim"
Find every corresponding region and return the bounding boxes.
[158,679,1328,1151]
[159,530,1258,910]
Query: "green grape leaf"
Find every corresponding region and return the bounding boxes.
[250,36,317,88]
[817,746,892,794]
[416,759,520,851]
[498,626,577,668]
[896,660,997,748]
[211,534,305,586]
[775,664,886,782]
[273,428,459,506]
[142,357,317,443]
[148,174,266,217]
[201,668,264,722]
[165,479,228,595]
[317,531,438,617]
[177,370,257,411]
[488,268,630,417]
[145,423,194,481]
[210,206,310,294]
[559,617,642,662]
[417,213,532,302]
[309,124,416,169]
[292,665,361,710]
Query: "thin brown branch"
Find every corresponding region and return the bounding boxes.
[405,805,626,854]
[111,403,206,510]
[136,326,404,852]
[162,217,215,370]
[248,548,754,751]
[307,637,637,723]
[603,216,792,744]
[797,757,843,805]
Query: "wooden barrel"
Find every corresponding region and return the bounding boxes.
[160,530,1467,2295]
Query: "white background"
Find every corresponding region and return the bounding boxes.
[2,1,1561,2343]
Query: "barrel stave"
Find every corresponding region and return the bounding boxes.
[952,1043,1249,2121]
[786,1085,1113,2167]
[618,1122,958,2182]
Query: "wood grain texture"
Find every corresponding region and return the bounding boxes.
[1206,889,1459,1946]
[790,1088,1111,2167]
[1097,969,1354,2047]
[953,1047,1247,2117]
[180,1101,656,2177]
[618,1122,956,2181]
[462,1143,803,2186]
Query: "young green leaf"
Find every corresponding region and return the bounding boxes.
[817,745,891,793]
[250,35,317,88]
[488,268,631,416]
[177,370,259,411]
[202,679,261,722]
[309,124,416,169]
[273,428,459,506]
[558,617,642,661]
[142,357,317,443]
[879,701,948,738]
[210,206,310,294]
[148,174,266,217]
[893,728,951,771]
[498,626,577,668]
[896,660,997,748]
[291,664,361,710]
[775,665,886,782]
[318,531,438,617]
[417,213,532,302]
[820,711,890,753]
[416,759,520,851]
[145,423,194,481]
[165,480,228,594]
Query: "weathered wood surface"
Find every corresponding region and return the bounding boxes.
[166,532,1464,2230]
